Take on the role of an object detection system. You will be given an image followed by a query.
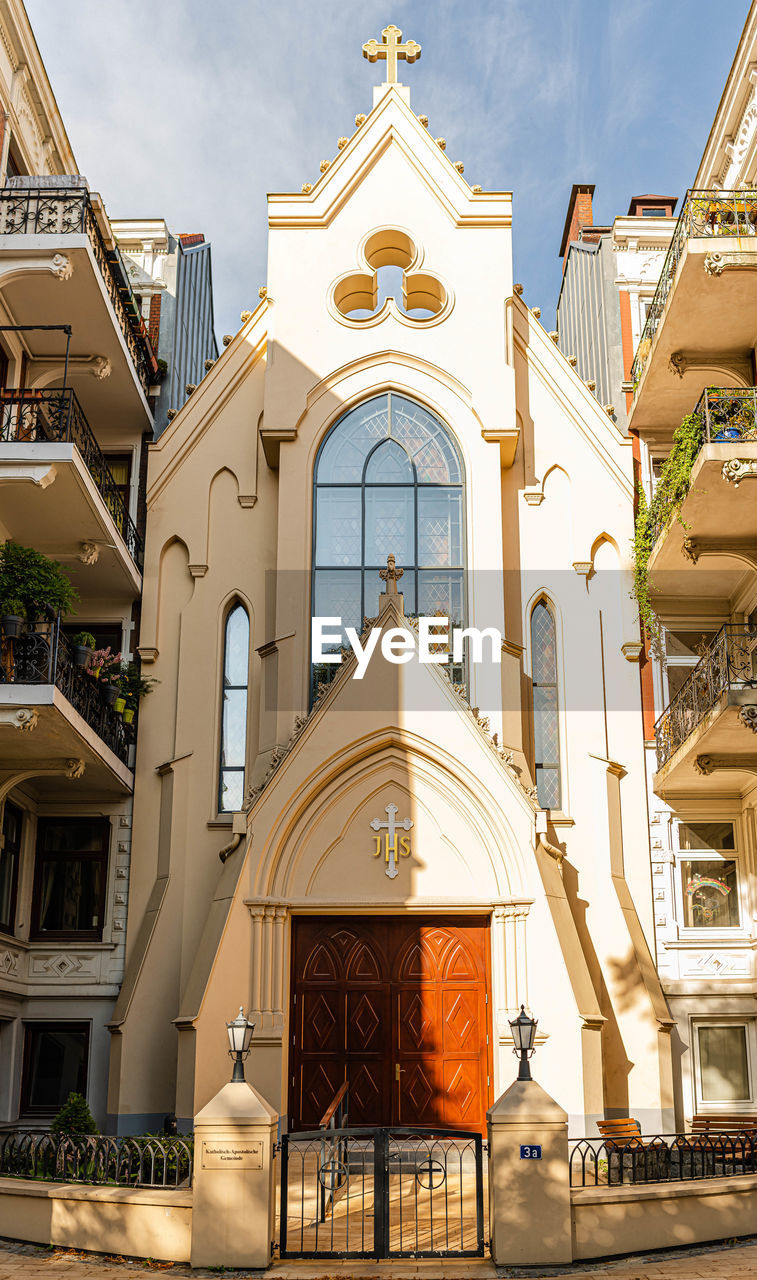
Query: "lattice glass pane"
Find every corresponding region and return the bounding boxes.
[317,396,390,482]
[224,605,249,685]
[536,767,560,810]
[365,488,414,565]
[365,439,414,483]
[392,394,461,483]
[418,571,463,625]
[315,488,361,565]
[533,685,559,764]
[418,489,462,566]
[313,570,362,641]
[364,568,416,619]
[220,770,244,813]
[698,1025,749,1101]
[531,603,557,683]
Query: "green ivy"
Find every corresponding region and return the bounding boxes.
[632,410,705,655]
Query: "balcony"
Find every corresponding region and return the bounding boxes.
[0,389,142,597]
[654,625,757,795]
[0,185,157,428]
[629,190,757,440]
[646,387,757,609]
[0,615,133,799]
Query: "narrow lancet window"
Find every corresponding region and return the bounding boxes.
[219,603,249,812]
[531,599,561,809]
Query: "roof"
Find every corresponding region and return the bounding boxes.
[558,183,595,259]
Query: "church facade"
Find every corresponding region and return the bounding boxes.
[107,34,674,1137]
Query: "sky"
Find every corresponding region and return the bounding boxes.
[23,1,751,339]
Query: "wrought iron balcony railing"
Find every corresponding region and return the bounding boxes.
[654,624,757,770]
[0,388,143,567]
[0,614,132,767]
[0,187,157,394]
[630,189,757,389]
[647,386,757,547]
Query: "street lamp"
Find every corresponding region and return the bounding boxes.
[226,1006,255,1082]
[509,1005,538,1081]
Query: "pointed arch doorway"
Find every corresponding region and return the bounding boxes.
[289,915,492,1134]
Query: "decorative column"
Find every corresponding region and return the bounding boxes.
[191,1080,278,1270]
[488,1076,571,1267]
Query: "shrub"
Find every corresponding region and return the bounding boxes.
[0,541,77,620]
[50,1092,98,1136]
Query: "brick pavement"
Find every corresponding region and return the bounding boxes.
[2,1239,757,1279]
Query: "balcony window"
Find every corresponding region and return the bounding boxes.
[697,1024,751,1104]
[664,628,717,702]
[21,1023,89,1115]
[0,801,22,935]
[31,817,109,940]
[677,821,739,930]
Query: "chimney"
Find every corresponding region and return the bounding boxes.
[559,183,595,272]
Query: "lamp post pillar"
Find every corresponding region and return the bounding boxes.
[487,1078,572,1267]
[191,1080,278,1270]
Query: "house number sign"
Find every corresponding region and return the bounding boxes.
[371,803,413,879]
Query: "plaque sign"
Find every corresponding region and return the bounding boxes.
[201,1139,263,1169]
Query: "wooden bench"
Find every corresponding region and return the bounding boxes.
[597,1117,645,1147]
[691,1115,757,1140]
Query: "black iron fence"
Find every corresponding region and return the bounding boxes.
[570,1131,757,1188]
[0,1130,192,1188]
[0,187,156,393]
[0,388,143,566]
[280,1126,484,1260]
[631,189,757,389]
[0,614,132,766]
[654,624,757,770]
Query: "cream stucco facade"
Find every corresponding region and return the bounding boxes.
[108,77,674,1138]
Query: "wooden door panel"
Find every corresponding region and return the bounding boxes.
[442,989,481,1053]
[442,1059,480,1127]
[290,916,492,1134]
[399,1060,438,1127]
[397,987,437,1053]
[300,989,340,1054]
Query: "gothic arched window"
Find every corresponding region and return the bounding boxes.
[530,599,561,809]
[219,603,249,812]
[312,393,465,690]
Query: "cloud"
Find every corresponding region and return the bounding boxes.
[23,0,751,337]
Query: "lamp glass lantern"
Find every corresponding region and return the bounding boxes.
[509,1005,537,1079]
[226,1006,255,1081]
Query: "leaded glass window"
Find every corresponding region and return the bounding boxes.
[219,604,249,812]
[531,600,561,809]
[312,394,465,693]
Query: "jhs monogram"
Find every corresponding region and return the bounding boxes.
[370,803,414,879]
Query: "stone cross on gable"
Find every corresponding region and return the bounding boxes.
[379,553,404,595]
[362,24,421,85]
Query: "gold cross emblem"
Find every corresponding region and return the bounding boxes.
[362,24,421,85]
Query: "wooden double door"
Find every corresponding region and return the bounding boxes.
[289,916,491,1133]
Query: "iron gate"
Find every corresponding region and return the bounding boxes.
[279,1126,485,1259]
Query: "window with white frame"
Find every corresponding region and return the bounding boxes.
[695,1022,753,1105]
[676,821,740,930]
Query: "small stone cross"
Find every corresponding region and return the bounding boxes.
[379,553,404,595]
[362,24,421,85]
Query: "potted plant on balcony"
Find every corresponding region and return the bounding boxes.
[0,540,77,627]
[119,661,158,723]
[0,598,26,640]
[71,631,96,668]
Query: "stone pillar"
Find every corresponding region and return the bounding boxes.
[487,1077,571,1267]
[191,1080,278,1270]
